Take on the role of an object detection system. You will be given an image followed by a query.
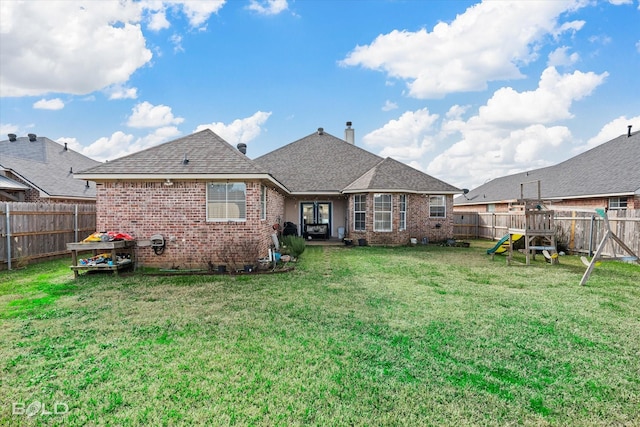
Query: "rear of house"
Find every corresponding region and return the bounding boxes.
[77,126,460,269]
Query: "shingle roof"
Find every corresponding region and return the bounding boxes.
[0,136,101,199]
[254,130,383,193]
[456,130,640,205]
[77,129,267,176]
[255,130,458,194]
[344,157,460,193]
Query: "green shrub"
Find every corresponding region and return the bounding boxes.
[281,235,306,258]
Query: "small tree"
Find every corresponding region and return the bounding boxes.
[281,235,306,259]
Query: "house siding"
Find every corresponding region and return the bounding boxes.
[96,180,284,269]
[348,193,454,245]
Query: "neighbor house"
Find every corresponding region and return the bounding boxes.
[0,133,100,203]
[454,127,640,213]
[75,125,460,269]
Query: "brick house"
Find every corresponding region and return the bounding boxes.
[76,125,460,269]
[1,133,100,203]
[454,127,640,213]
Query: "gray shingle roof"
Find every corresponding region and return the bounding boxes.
[456,130,640,205]
[344,157,460,193]
[255,130,458,194]
[78,129,267,176]
[254,130,383,193]
[0,136,101,199]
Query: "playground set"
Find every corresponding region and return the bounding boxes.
[486,181,639,285]
[486,181,558,265]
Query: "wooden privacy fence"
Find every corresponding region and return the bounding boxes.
[1,202,96,270]
[454,210,640,258]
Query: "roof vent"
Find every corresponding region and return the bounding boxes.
[237,143,247,155]
[628,125,633,137]
[182,153,189,165]
[8,133,17,142]
[317,127,324,135]
[28,133,37,142]
[64,142,68,151]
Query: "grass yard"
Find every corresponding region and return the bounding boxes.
[1,242,639,426]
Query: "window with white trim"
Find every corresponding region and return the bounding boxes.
[260,185,267,220]
[429,195,446,218]
[374,193,392,231]
[609,197,627,210]
[354,194,366,231]
[399,194,407,231]
[207,182,246,221]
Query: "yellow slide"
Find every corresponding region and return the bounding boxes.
[487,234,523,255]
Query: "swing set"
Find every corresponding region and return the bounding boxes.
[579,207,639,286]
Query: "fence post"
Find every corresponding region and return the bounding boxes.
[74,204,78,243]
[5,202,11,270]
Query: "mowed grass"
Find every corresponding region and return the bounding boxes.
[1,242,639,426]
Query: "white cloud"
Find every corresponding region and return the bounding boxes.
[106,85,138,100]
[33,98,65,110]
[147,9,171,31]
[79,131,135,161]
[547,46,580,67]
[67,126,182,162]
[476,67,607,126]
[382,100,398,112]
[194,111,272,144]
[127,101,184,128]
[170,34,185,53]
[56,137,84,153]
[362,109,439,162]
[0,0,152,97]
[363,66,607,189]
[247,0,289,15]
[177,0,226,28]
[340,0,587,99]
[0,123,19,135]
[580,115,640,151]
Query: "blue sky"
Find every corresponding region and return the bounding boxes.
[1,0,639,189]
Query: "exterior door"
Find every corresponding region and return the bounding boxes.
[301,202,331,235]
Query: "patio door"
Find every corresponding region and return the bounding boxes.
[301,202,331,234]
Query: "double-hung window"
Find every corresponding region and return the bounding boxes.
[609,197,627,210]
[374,194,392,232]
[399,195,407,231]
[429,195,446,218]
[207,182,247,221]
[354,195,366,231]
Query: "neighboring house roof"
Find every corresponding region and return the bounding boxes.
[76,129,289,191]
[255,129,459,195]
[0,173,30,191]
[0,135,101,200]
[344,157,460,194]
[455,130,640,206]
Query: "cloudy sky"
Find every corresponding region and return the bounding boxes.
[1,0,638,189]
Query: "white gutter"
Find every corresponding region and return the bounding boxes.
[74,173,290,194]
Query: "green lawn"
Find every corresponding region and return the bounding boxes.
[1,242,639,426]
